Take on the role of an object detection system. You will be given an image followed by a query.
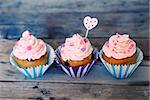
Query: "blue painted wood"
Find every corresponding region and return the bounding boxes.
[0,0,148,13]
[0,0,149,39]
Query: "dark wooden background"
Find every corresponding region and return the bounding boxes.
[0,0,149,100]
[0,0,149,39]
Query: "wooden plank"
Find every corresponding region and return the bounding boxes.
[0,0,148,13]
[0,12,148,39]
[0,1,149,99]
[0,10,148,25]
[0,82,149,100]
[0,0,149,39]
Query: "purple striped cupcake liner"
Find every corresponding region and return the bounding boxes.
[55,46,98,77]
[99,47,143,79]
[10,44,55,78]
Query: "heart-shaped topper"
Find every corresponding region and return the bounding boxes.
[83,16,98,37]
[84,16,98,30]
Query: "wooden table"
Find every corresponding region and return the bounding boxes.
[0,0,149,99]
[0,39,149,100]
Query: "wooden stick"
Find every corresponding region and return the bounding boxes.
[85,30,89,38]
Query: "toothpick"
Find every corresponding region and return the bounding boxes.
[85,30,89,38]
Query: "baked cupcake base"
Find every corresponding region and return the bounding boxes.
[55,46,98,77]
[60,54,92,67]
[99,47,143,79]
[102,52,137,65]
[10,44,55,78]
[14,53,48,68]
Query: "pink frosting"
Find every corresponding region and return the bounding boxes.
[60,34,93,61]
[13,30,47,61]
[102,33,136,59]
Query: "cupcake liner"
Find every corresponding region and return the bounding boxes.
[99,47,143,79]
[10,44,55,78]
[55,46,98,77]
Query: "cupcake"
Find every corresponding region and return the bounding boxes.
[55,34,98,77]
[99,33,143,79]
[10,30,55,78]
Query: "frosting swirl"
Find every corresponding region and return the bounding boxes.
[60,34,93,61]
[13,30,47,61]
[102,33,136,59]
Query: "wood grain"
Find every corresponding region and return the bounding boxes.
[0,0,149,99]
[0,0,148,13]
[0,82,149,100]
[0,0,149,39]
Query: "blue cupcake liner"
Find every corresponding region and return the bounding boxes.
[55,46,98,77]
[10,44,55,78]
[99,47,143,79]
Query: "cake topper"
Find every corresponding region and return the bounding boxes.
[83,16,98,38]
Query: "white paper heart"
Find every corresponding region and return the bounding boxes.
[83,16,98,30]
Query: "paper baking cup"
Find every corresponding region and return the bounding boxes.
[10,44,55,78]
[99,47,143,79]
[55,46,98,77]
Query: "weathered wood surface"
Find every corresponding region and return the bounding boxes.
[0,39,149,99]
[0,0,149,39]
[0,0,149,99]
[0,82,149,100]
